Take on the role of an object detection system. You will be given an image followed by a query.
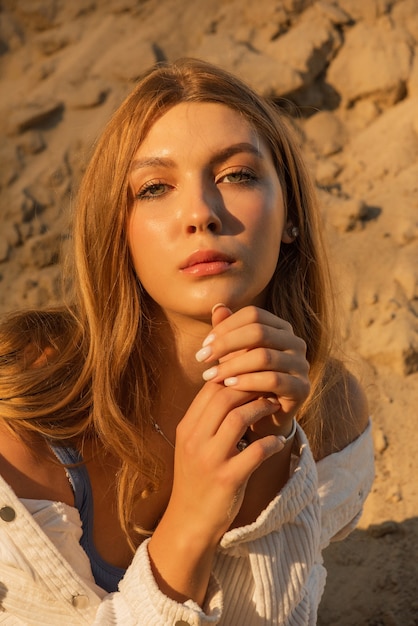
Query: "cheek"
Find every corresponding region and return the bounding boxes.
[127,215,172,290]
[127,215,152,276]
[249,201,284,253]
[127,214,140,263]
[265,190,286,250]
[253,213,284,276]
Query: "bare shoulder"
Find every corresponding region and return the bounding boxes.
[344,370,370,432]
[317,365,370,460]
[0,421,74,506]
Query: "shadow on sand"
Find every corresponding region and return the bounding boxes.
[318,517,418,626]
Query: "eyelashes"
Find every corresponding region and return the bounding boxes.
[216,168,258,185]
[135,180,170,201]
[134,168,259,202]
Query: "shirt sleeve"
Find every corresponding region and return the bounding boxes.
[316,420,375,549]
[94,541,223,625]
[0,422,374,625]
[96,426,322,626]
[215,427,326,625]
[0,476,222,626]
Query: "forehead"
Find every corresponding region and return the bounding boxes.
[132,102,262,158]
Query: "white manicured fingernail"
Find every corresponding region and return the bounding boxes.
[195,346,212,362]
[224,377,238,386]
[266,395,280,405]
[202,333,215,347]
[276,437,286,450]
[202,366,218,381]
[211,303,227,315]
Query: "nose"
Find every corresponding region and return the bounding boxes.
[184,180,223,235]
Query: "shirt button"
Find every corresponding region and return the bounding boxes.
[71,594,89,609]
[174,622,190,626]
[0,506,16,522]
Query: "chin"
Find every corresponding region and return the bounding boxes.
[157,286,269,322]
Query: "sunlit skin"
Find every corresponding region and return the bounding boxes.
[125,103,310,605]
[128,102,293,326]
[0,103,312,610]
[126,102,307,443]
[0,77,370,619]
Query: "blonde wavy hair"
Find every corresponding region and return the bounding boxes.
[0,58,348,549]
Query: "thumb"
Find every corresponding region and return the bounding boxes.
[211,303,232,328]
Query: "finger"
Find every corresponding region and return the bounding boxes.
[221,371,311,410]
[207,305,293,338]
[197,323,306,365]
[229,433,287,479]
[197,307,293,360]
[224,369,310,397]
[211,303,233,327]
[177,382,257,440]
[202,348,309,383]
[215,396,282,455]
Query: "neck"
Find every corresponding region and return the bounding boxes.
[150,309,214,440]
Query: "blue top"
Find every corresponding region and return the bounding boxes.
[50,445,126,593]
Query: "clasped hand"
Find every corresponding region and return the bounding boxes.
[196,303,310,437]
[169,304,310,543]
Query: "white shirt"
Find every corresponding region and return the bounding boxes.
[0,423,374,625]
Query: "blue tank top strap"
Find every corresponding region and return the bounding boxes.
[48,445,86,513]
[49,443,126,593]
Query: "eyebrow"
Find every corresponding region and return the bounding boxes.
[208,142,264,166]
[130,156,176,172]
[130,142,264,173]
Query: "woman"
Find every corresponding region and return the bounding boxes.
[0,58,374,624]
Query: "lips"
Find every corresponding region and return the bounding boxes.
[180,250,235,269]
[180,250,235,276]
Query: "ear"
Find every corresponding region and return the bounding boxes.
[281,221,299,244]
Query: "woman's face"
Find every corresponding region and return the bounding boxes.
[128,102,290,321]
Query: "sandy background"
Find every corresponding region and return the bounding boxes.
[0,1,417,624]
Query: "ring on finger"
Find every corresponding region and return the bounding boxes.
[236,437,249,452]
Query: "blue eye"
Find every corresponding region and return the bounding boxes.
[136,181,169,200]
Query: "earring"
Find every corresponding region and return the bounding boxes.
[288,225,299,239]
